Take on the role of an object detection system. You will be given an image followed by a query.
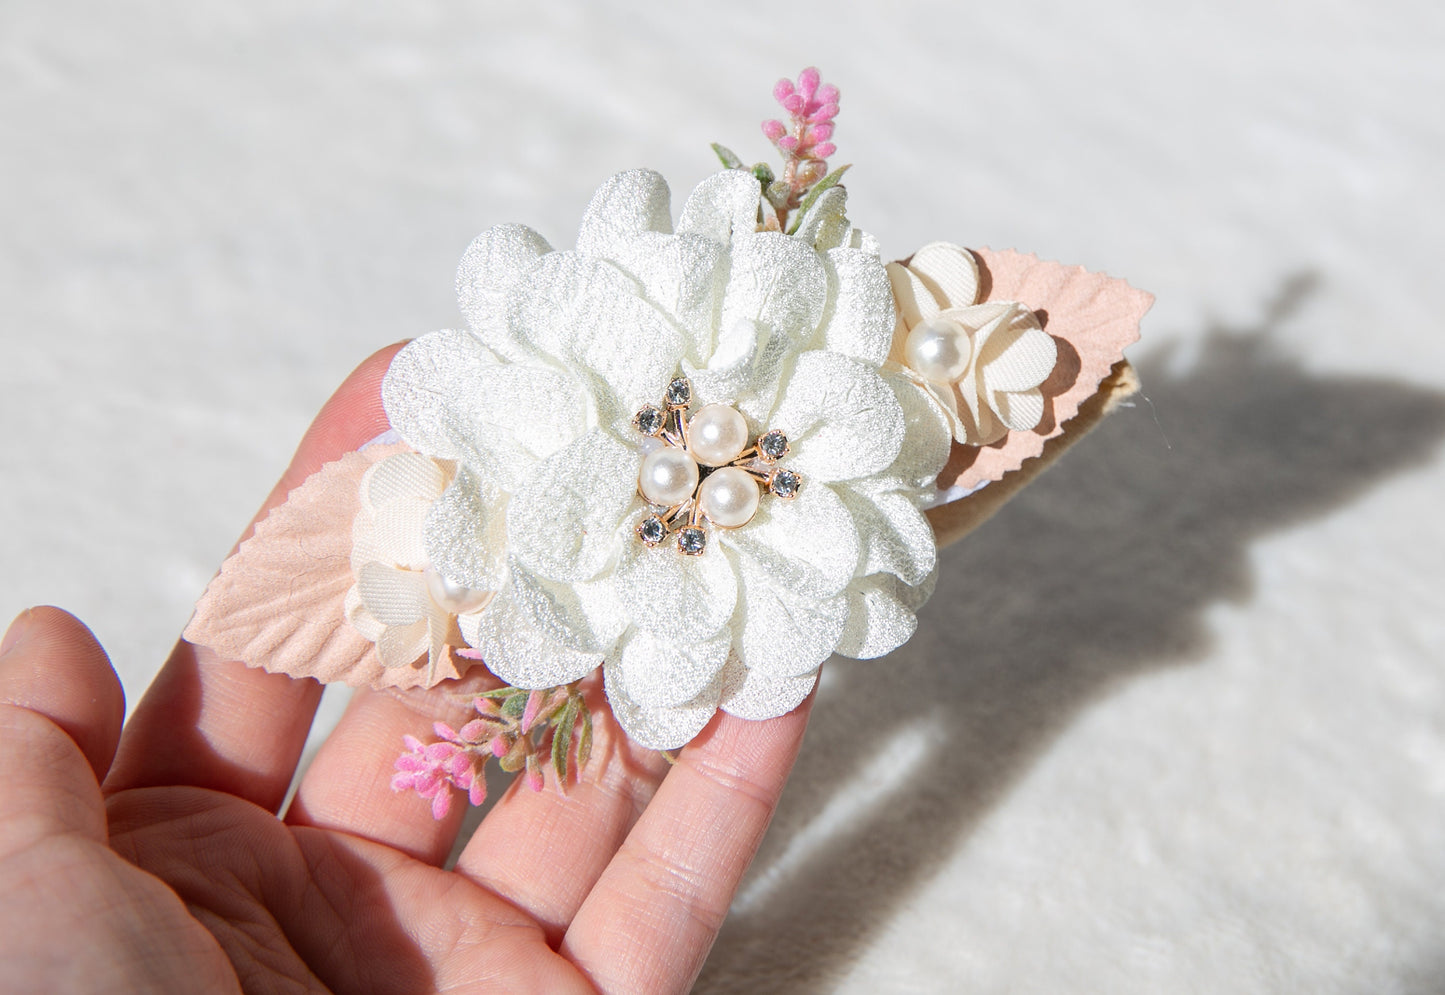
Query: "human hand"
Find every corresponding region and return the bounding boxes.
[0,346,812,994]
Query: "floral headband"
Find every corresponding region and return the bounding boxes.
[185,69,1150,818]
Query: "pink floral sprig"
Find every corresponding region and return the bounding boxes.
[761,67,840,218]
[391,680,593,819]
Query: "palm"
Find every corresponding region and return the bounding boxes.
[0,349,811,994]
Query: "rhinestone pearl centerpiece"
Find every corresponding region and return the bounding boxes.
[635,376,802,555]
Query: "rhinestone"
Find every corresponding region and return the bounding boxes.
[637,516,667,546]
[758,429,789,462]
[770,468,801,499]
[634,405,665,436]
[665,376,692,408]
[677,526,707,555]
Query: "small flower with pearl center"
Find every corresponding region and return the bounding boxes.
[634,376,800,555]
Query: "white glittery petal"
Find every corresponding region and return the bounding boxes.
[834,574,921,660]
[423,466,508,593]
[574,573,630,650]
[604,231,727,367]
[458,587,602,688]
[362,452,447,512]
[615,522,738,645]
[730,562,849,678]
[870,370,953,492]
[616,627,731,709]
[356,563,429,626]
[906,242,981,308]
[381,329,500,461]
[718,655,819,720]
[507,252,685,425]
[506,559,618,655]
[839,487,937,587]
[604,661,722,751]
[720,230,827,342]
[575,169,673,256]
[771,351,906,482]
[456,223,553,360]
[507,430,637,584]
[684,316,774,410]
[817,247,894,366]
[722,482,859,600]
[677,169,762,245]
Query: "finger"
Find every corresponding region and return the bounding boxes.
[452,683,671,943]
[0,607,124,850]
[284,677,494,865]
[561,701,813,993]
[105,343,404,813]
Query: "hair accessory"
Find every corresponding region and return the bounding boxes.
[184,68,1151,814]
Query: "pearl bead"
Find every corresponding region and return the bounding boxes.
[698,466,761,528]
[688,403,750,466]
[424,566,493,615]
[904,318,971,383]
[639,447,699,506]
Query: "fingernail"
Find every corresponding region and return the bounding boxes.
[0,609,33,658]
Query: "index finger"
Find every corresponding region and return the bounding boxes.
[103,343,404,813]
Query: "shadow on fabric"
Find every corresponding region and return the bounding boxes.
[697,274,1445,992]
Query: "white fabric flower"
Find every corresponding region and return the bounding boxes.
[888,242,1058,445]
[345,452,499,683]
[382,169,951,749]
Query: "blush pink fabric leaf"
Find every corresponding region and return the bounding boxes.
[938,249,1153,491]
[183,442,467,690]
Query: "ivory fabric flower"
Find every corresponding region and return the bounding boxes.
[381,168,951,748]
[888,242,1058,446]
[344,451,498,683]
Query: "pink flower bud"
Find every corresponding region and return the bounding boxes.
[798,67,821,98]
[490,735,509,757]
[433,721,457,740]
[808,122,834,143]
[762,119,786,142]
[816,83,840,106]
[430,789,452,821]
[458,719,486,741]
[782,93,805,115]
[522,689,545,732]
[778,135,799,153]
[525,754,545,792]
[468,778,487,806]
[812,142,836,160]
[807,103,839,124]
[773,78,795,103]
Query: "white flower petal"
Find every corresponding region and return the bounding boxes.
[684,316,771,409]
[344,585,383,642]
[357,562,429,626]
[616,628,731,709]
[720,230,827,342]
[423,466,508,593]
[382,329,500,462]
[906,242,981,308]
[816,247,894,366]
[456,223,553,360]
[771,351,906,482]
[993,386,1046,432]
[730,566,848,678]
[676,169,761,245]
[367,497,434,572]
[834,574,920,660]
[604,662,722,751]
[838,488,937,587]
[722,482,859,601]
[506,252,685,425]
[604,231,727,367]
[615,522,738,645]
[718,655,819,721]
[873,370,953,491]
[507,430,637,584]
[886,261,941,329]
[377,618,429,669]
[575,169,673,256]
[362,452,447,512]
[791,185,850,251]
[981,319,1056,393]
[506,559,618,655]
[458,586,602,688]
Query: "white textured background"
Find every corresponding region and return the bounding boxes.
[3,2,1444,992]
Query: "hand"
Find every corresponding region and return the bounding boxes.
[0,347,812,994]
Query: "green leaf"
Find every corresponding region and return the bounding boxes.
[476,686,520,700]
[551,699,576,784]
[786,164,851,235]
[575,700,593,770]
[711,142,744,170]
[501,691,528,719]
[751,162,775,186]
